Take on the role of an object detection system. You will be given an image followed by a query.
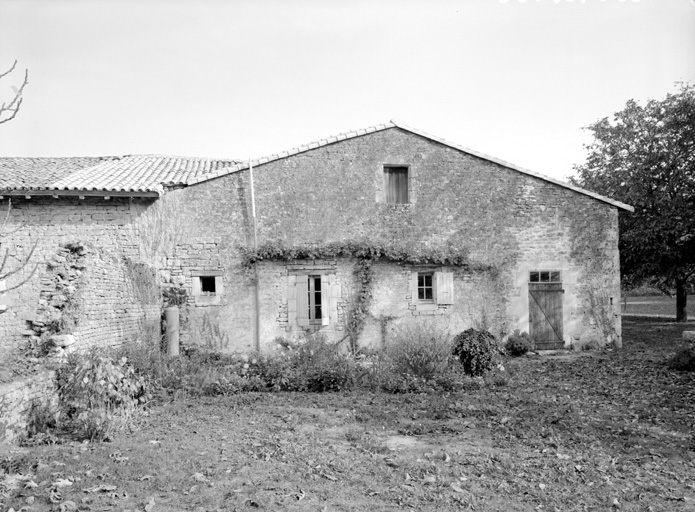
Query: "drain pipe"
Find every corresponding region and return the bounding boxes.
[249,159,260,352]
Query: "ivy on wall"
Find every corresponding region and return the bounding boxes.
[240,239,491,270]
[345,258,373,353]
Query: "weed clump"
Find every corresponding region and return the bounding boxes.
[385,322,452,381]
[55,351,149,441]
[452,328,498,377]
[505,330,533,357]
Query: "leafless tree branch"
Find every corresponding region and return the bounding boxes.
[0,60,29,125]
[0,199,39,297]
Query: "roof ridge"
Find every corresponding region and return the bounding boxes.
[389,119,633,212]
[120,154,241,161]
[186,121,397,185]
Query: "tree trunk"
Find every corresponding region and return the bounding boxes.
[676,278,688,322]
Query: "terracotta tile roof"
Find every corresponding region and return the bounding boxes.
[0,155,241,196]
[188,120,633,212]
[0,157,118,190]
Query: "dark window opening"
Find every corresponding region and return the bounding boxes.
[384,166,409,204]
[418,272,434,301]
[529,270,561,283]
[308,275,322,323]
[200,276,216,294]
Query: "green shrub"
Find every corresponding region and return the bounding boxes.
[56,351,149,441]
[385,322,452,381]
[505,330,533,357]
[452,328,498,377]
[668,346,695,372]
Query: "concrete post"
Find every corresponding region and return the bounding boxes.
[164,306,180,357]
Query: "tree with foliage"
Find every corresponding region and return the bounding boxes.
[572,84,695,321]
[0,60,28,124]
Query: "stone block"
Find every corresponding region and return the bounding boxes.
[683,331,695,342]
[49,334,76,348]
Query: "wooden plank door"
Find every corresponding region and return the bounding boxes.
[529,283,564,350]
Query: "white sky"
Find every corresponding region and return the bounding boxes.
[0,0,693,181]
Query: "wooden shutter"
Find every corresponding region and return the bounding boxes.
[320,275,330,326]
[435,272,454,305]
[295,275,310,327]
[328,274,341,326]
[214,276,223,296]
[192,276,201,297]
[287,275,297,327]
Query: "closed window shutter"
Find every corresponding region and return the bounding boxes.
[435,272,454,305]
[328,274,341,326]
[296,275,310,327]
[287,276,297,327]
[321,275,330,326]
[395,170,408,203]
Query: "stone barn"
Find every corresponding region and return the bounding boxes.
[0,121,632,357]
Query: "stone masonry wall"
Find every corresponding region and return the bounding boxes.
[0,196,154,357]
[254,258,506,351]
[0,370,56,443]
[161,127,622,351]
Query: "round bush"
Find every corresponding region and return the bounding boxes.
[452,328,498,377]
[506,330,533,357]
[668,346,695,372]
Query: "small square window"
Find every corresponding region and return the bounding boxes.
[200,276,216,295]
[384,166,409,204]
[418,272,434,301]
[192,272,223,305]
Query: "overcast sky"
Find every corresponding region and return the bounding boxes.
[0,0,693,181]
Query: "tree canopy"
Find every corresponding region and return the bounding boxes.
[572,83,695,321]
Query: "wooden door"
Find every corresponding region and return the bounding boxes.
[529,283,564,350]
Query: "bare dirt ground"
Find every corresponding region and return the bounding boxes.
[2,317,694,511]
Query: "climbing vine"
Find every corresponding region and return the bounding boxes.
[241,239,495,352]
[240,239,488,270]
[345,259,373,353]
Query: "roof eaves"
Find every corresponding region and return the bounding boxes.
[389,119,634,212]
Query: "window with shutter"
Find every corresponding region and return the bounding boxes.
[411,270,455,311]
[384,166,409,204]
[435,272,454,305]
[288,273,340,329]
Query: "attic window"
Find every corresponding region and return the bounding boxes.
[384,166,409,204]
